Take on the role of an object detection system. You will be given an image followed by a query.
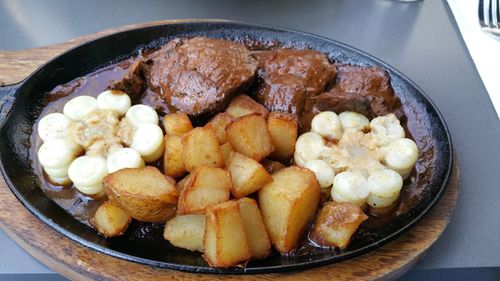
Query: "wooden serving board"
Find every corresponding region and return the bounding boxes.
[0,20,459,281]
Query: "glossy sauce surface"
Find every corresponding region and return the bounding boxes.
[29,48,437,254]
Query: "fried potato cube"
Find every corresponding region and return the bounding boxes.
[91,201,132,238]
[309,202,368,250]
[227,152,272,198]
[237,198,272,259]
[220,142,234,166]
[163,112,193,135]
[164,214,206,252]
[182,126,224,172]
[176,173,193,193]
[203,200,252,267]
[226,94,269,118]
[226,113,273,161]
[260,159,286,174]
[267,112,298,162]
[163,134,186,178]
[178,166,231,214]
[258,166,320,254]
[206,112,235,144]
[104,166,178,222]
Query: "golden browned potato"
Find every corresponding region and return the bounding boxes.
[182,126,224,172]
[163,112,193,135]
[176,173,192,193]
[219,142,234,166]
[163,134,186,178]
[104,166,178,222]
[226,94,269,119]
[237,198,272,259]
[267,112,298,162]
[260,159,286,174]
[206,112,235,144]
[91,201,132,238]
[177,166,231,214]
[258,166,320,254]
[309,202,368,250]
[226,113,273,161]
[203,200,252,267]
[227,152,272,198]
[164,214,206,252]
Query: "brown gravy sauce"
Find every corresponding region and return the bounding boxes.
[29,54,437,252]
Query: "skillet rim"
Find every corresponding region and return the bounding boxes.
[0,19,454,274]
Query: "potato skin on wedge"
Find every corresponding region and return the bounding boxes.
[206,112,235,144]
[238,198,272,259]
[177,166,231,215]
[163,112,193,135]
[203,200,252,268]
[164,214,206,252]
[226,113,274,161]
[226,94,269,119]
[219,142,234,167]
[227,152,272,198]
[163,134,186,178]
[91,201,132,238]
[104,166,178,222]
[267,112,298,162]
[258,166,320,254]
[309,201,368,250]
[182,126,224,172]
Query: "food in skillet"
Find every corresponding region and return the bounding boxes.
[34,37,420,268]
[37,90,164,195]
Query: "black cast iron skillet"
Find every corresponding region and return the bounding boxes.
[0,20,452,274]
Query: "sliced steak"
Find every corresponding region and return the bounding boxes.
[253,49,336,116]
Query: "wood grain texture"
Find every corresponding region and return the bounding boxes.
[0,21,459,281]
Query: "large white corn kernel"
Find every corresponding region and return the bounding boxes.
[332,171,370,207]
[368,169,403,197]
[68,156,108,194]
[130,124,164,162]
[44,165,69,178]
[125,104,158,127]
[38,138,81,169]
[294,132,326,166]
[366,169,403,208]
[311,111,344,140]
[339,111,370,132]
[38,113,73,141]
[382,138,418,179]
[73,183,105,196]
[370,113,405,146]
[331,184,367,207]
[63,96,98,121]
[107,148,145,173]
[304,159,335,188]
[96,90,131,116]
[47,176,71,186]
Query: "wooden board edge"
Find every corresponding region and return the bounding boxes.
[0,20,460,279]
[0,158,459,281]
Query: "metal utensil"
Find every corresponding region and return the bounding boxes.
[479,0,500,36]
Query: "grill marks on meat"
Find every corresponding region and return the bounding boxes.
[149,37,258,115]
[253,49,337,116]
